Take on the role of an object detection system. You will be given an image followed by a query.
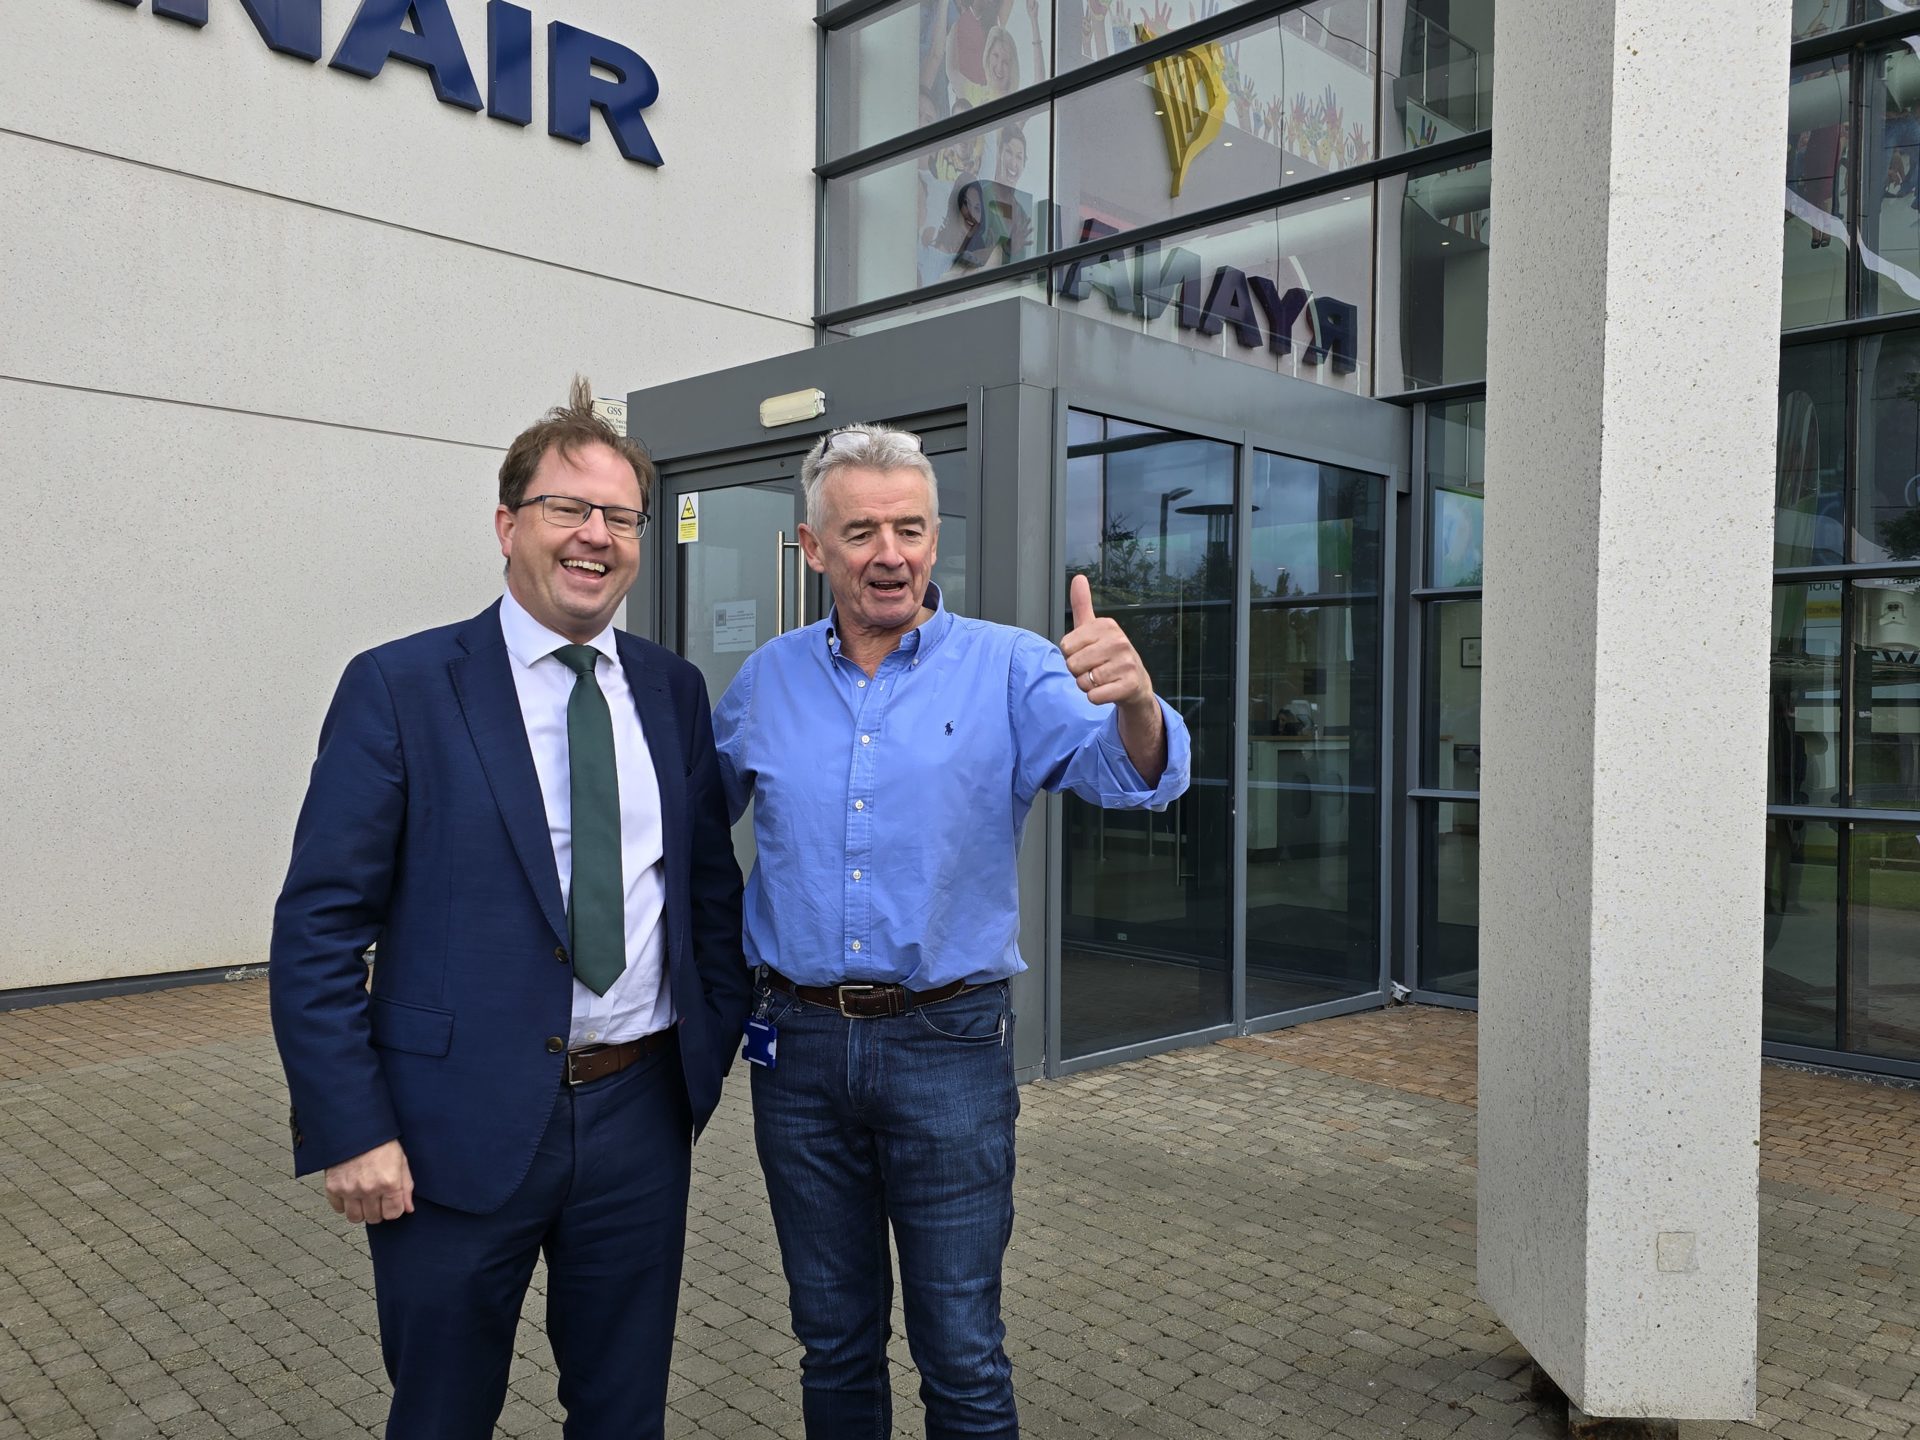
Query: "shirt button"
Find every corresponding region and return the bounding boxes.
[851,940,862,952]
[586,1032,597,1042]
[852,869,862,880]
[858,679,867,688]
[854,799,865,811]
[861,735,871,745]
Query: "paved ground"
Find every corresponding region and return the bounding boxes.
[1,984,1915,1439]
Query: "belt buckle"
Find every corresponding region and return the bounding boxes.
[564,1043,603,1087]
[836,984,883,1018]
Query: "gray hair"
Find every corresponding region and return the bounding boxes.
[800,423,939,531]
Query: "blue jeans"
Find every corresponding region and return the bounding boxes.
[750,978,1020,1440]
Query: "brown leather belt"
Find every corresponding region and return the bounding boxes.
[763,968,981,1019]
[565,1030,672,1086]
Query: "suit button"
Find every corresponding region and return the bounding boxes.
[554,946,569,963]
[546,1036,565,1054]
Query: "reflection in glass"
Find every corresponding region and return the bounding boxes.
[822,106,1052,312]
[1427,399,1484,586]
[1853,579,1920,808]
[826,0,1055,159]
[1424,599,1481,790]
[1764,818,1839,1048]
[1052,4,1375,245]
[1246,453,1381,1016]
[1772,582,1843,808]
[1855,332,1920,561]
[1850,824,1920,1060]
[1052,192,1374,393]
[1062,412,1235,1057]
[1784,60,1850,330]
[1864,45,1920,316]
[938,513,970,616]
[1775,343,1847,566]
[1419,800,1478,996]
[1378,157,1490,391]
[1381,0,1493,154]
[1792,1,1853,41]
[1056,0,1269,69]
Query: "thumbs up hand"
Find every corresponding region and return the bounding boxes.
[1060,573,1155,712]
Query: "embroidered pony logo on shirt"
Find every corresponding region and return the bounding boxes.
[945,721,954,736]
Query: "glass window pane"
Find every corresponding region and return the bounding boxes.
[1765,818,1839,1049]
[1773,581,1843,807]
[1062,413,1235,1058]
[1852,579,1920,808]
[937,512,969,615]
[1247,453,1383,1017]
[1423,598,1481,790]
[1380,0,1493,155]
[1053,191,1374,393]
[1864,46,1920,316]
[1854,331,1920,560]
[1793,2,1855,40]
[826,0,1056,160]
[1053,3,1376,245]
[1418,799,1479,996]
[1775,342,1847,566]
[1055,0,1281,70]
[823,105,1052,313]
[1849,822,1920,1060]
[1784,59,1850,330]
[1427,398,1485,586]
[1378,156,1491,392]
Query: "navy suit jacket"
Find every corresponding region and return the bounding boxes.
[269,603,751,1216]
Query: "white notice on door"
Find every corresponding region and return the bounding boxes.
[713,600,757,653]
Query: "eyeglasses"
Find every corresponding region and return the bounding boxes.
[513,494,650,539]
[822,428,924,456]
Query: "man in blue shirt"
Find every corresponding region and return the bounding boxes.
[713,423,1190,1439]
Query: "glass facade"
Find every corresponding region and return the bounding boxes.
[813,1,1917,1076]
[819,0,1491,403]
[1771,12,1920,1070]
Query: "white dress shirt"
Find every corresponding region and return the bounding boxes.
[499,589,673,1045]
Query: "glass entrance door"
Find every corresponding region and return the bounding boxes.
[1060,409,1389,1063]
[672,479,809,707]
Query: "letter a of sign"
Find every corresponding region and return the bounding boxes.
[1139,24,1227,198]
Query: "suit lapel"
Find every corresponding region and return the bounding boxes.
[619,637,686,961]
[450,606,570,948]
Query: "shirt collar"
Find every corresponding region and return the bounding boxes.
[825,581,953,660]
[499,587,619,670]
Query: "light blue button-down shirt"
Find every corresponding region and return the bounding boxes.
[712,585,1192,990]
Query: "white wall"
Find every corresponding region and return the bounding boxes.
[0,0,817,988]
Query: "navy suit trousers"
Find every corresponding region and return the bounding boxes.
[364,1046,692,1439]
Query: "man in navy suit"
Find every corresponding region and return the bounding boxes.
[270,379,749,1439]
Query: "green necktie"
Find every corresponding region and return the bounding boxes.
[552,645,625,996]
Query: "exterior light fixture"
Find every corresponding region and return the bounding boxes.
[759,388,827,428]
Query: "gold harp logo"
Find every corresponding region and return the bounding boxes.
[1139,23,1227,198]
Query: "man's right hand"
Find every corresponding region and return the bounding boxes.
[324,1139,415,1224]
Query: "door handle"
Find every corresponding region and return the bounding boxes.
[775,530,807,634]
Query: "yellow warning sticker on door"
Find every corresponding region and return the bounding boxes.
[678,493,699,544]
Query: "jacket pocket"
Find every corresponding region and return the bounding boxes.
[368,995,454,1056]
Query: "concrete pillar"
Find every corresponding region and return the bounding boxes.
[1476,2,1788,1423]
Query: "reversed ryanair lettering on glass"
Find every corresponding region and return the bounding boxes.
[1054,194,1373,392]
[119,0,664,166]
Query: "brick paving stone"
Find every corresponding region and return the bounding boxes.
[1,982,1915,1437]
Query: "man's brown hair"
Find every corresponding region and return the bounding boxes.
[498,376,654,511]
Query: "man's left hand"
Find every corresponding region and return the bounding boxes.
[1061,573,1153,710]
[1061,574,1168,783]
